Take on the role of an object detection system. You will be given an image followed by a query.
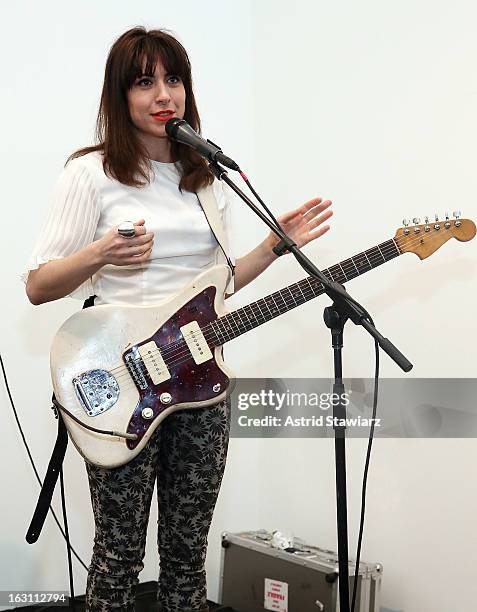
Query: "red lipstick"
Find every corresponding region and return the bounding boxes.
[151,111,174,121]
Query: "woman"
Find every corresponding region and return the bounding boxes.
[22,27,332,612]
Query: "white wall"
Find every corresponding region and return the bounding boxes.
[245,2,477,612]
[1,1,476,611]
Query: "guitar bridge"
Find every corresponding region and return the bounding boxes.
[124,346,149,390]
[73,369,119,417]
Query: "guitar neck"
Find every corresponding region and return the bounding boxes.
[208,237,402,345]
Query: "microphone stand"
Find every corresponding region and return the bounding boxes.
[208,160,413,612]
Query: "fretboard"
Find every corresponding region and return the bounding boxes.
[207,237,401,346]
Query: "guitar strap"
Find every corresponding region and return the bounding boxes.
[196,184,235,293]
[26,184,231,541]
[26,294,96,543]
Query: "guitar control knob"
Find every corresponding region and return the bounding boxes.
[213,383,221,393]
[160,392,172,404]
[453,210,461,219]
[412,217,421,225]
[142,407,154,420]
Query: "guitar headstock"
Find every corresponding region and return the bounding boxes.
[395,213,476,259]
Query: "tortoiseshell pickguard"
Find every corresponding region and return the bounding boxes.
[124,286,229,448]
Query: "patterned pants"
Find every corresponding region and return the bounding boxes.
[84,399,231,612]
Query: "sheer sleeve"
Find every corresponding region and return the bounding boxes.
[20,158,101,301]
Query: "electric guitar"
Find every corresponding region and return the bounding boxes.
[50,216,476,467]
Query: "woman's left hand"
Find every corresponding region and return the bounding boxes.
[266,197,333,255]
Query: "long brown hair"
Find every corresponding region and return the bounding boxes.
[66,27,213,192]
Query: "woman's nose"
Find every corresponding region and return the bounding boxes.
[155,82,171,104]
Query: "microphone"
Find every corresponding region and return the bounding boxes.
[165,118,240,171]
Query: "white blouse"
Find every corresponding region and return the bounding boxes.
[21,151,235,305]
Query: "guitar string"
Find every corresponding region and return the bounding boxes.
[85,225,461,390]
[77,224,464,392]
[92,239,399,383]
[109,225,456,375]
[105,236,400,373]
[134,224,463,366]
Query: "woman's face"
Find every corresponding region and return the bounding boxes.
[127,57,186,157]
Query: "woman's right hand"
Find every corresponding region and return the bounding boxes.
[95,219,155,266]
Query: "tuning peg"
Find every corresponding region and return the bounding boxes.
[445,211,450,220]
[412,217,421,225]
[424,215,429,224]
[435,213,439,222]
[402,218,409,227]
[453,210,461,219]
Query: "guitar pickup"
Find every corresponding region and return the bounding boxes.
[180,321,213,364]
[137,341,170,385]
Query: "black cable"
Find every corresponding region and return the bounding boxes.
[239,171,283,231]
[351,334,379,612]
[0,351,89,572]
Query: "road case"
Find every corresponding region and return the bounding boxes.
[219,530,382,612]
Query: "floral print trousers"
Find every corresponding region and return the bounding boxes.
[84,399,230,612]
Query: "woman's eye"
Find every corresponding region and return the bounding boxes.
[137,78,152,86]
[167,75,181,84]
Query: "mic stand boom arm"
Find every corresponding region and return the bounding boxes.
[209,159,412,612]
[209,159,412,372]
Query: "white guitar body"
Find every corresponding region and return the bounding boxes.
[50,265,234,468]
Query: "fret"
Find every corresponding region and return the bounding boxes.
[266,294,281,318]
[338,262,349,281]
[255,300,268,322]
[285,286,299,306]
[376,244,386,261]
[270,291,282,314]
[209,320,224,345]
[230,310,245,334]
[381,239,399,260]
[297,279,312,299]
[328,264,346,284]
[363,251,373,268]
[244,304,260,328]
[365,246,384,266]
[234,307,250,331]
[292,283,306,304]
[271,290,286,312]
[375,245,387,263]
[226,313,240,337]
[261,296,274,319]
[309,276,325,296]
[322,268,334,283]
[305,277,315,296]
[218,319,230,344]
[343,257,359,278]
[352,252,372,274]
[296,281,307,302]
[219,316,234,341]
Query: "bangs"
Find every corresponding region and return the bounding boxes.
[125,33,191,89]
